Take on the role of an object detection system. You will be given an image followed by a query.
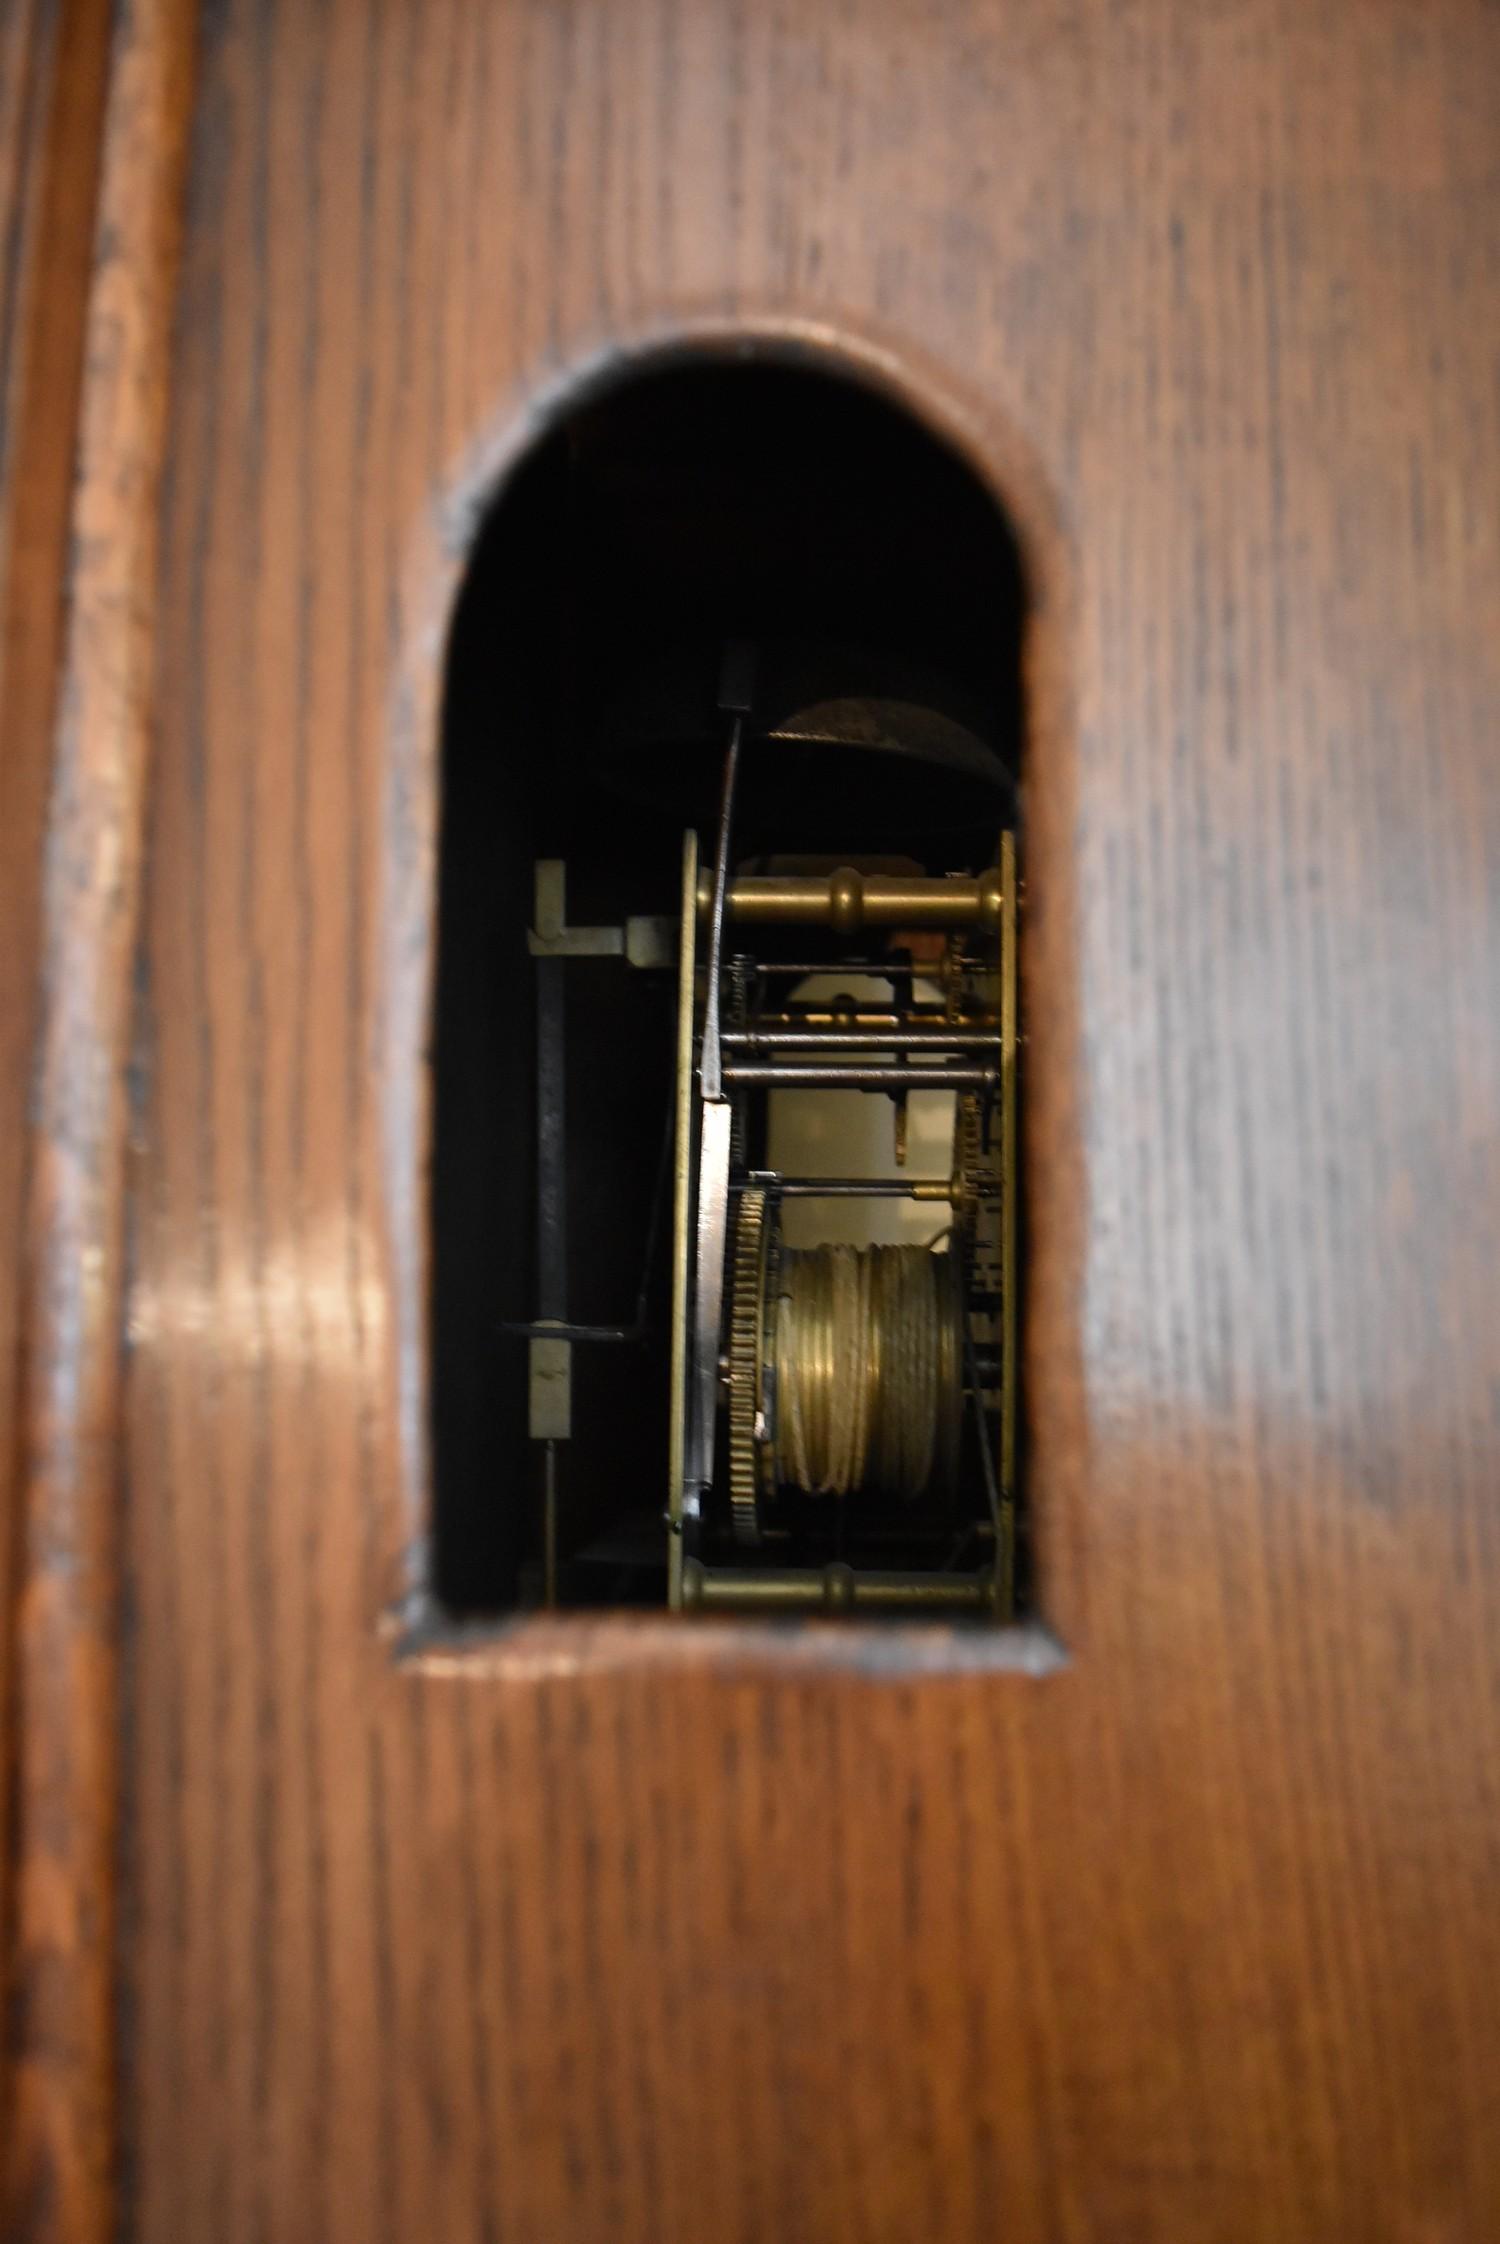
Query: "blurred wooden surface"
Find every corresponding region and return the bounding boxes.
[0,0,111,1945]
[6,1,1500,2240]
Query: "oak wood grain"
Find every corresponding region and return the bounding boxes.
[10,0,1500,2239]
[2,2,195,2235]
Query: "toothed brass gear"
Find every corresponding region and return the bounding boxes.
[952,1091,985,1226]
[728,1188,778,1547]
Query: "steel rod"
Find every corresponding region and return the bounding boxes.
[666,830,699,1606]
[732,960,907,977]
[755,1007,999,1029]
[736,1173,982,1200]
[723,1027,996,1050]
[534,956,568,1321]
[722,1062,997,1090]
[698,716,743,1103]
[745,1179,997,1200]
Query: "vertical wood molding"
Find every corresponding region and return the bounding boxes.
[0,0,114,2029]
[3,2,196,2236]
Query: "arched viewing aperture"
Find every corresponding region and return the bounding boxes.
[431,353,1031,1618]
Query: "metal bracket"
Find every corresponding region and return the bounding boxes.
[625,915,675,969]
[526,860,623,958]
[526,859,673,968]
[528,1331,573,1441]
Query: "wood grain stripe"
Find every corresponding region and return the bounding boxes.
[3,5,196,2237]
[0,0,113,2030]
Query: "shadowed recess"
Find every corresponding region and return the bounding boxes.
[431,356,1030,1615]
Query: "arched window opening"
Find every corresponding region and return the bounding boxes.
[432,357,1030,1618]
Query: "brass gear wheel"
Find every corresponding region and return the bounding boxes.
[952,1090,985,1226]
[728,1188,778,1547]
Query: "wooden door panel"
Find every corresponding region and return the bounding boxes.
[4,2,1498,2239]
